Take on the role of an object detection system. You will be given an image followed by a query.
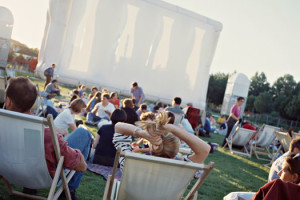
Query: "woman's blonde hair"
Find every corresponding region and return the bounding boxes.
[137,111,180,158]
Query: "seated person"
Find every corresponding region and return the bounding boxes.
[136,103,148,120]
[217,115,226,125]
[242,120,256,131]
[86,91,101,112]
[252,154,300,200]
[69,89,79,104]
[215,122,228,136]
[113,111,211,171]
[86,93,115,126]
[165,97,184,115]
[78,85,86,98]
[54,98,86,137]
[121,98,138,125]
[89,86,98,100]
[109,92,120,108]
[199,113,215,137]
[3,77,91,200]
[92,109,127,166]
[269,138,300,182]
[45,79,61,98]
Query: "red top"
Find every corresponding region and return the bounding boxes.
[243,123,256,131]
[251,179,300,200]
[109,99,120,108]
[44,128,82,176]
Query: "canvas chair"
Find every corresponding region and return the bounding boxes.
[252,124,280,161]
[224,126,256,158]
[31,84,46,116]
[0,109,75,200]
[103,148,214,200]
[0,66,7,106]
[171,112,184,126]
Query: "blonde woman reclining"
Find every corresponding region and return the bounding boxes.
[113,111,211,171]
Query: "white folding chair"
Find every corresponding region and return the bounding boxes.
[0,109,75,200]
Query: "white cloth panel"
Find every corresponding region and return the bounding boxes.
[0,110,53,189]
[231,128,255,146]
[36,0,222,110]
[256,125,279,147]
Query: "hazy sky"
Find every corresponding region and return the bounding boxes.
[1,0,299,84]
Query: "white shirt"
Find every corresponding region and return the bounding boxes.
[54,108,75,130]
[95,102,115,119]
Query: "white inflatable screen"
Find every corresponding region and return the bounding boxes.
[221,73,250,116]
[36,0,222,109]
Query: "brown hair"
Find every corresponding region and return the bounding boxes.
[110,92,118,99]
[102,93,110,100]
[290,139,300,153]
[70,98,86,113]
[6,77,37,113]
[285,154,300,184]
[140,112,155,121]
[123,98,133,108]
[86,91,101,111]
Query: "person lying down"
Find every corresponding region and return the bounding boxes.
[113,111,211,171]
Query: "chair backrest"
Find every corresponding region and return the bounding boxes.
[185,106,200,129]
[275,131,292,152]
[117,152,205,200]
[172,112,184,126]
[0,109,53,189]
[256,124,280,147]
[0,77,5,104]
[294,133,300,140]
[231,127,256,146]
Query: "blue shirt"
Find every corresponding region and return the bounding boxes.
[45,67,54,77]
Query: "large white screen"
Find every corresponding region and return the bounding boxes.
[37,0,222,109]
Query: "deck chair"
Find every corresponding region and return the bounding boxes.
[0,66,7,107]
[171,112,184,126]
[224,126,256,158]
[31,84,46,116]
[0,109,75,200]
[103,148,214,200]
[252,124,280,161]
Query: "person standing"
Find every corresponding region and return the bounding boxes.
[222,97,245,147]
[44,63,56,89]
[130,82,145,107]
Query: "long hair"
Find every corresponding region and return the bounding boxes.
[137,111,180,158]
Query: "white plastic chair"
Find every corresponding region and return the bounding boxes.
[0,109,75,200]
[103,148,214,200]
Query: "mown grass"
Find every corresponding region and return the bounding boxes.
[0,77,270,200]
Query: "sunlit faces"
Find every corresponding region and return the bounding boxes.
[278,161,299,183]
[237,99,245,106]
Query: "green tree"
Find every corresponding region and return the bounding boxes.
[206,73,228,105]
[249,72,270,96]
[284,95,300,120]
[272,74,297,98]
[254,92,273,113]
[245,95,256,112]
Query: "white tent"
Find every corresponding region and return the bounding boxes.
[221,73,250,116]
[36,0,222,109]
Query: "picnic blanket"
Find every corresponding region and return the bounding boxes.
[87,162,122,181]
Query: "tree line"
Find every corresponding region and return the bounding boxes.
[206,72,300,121]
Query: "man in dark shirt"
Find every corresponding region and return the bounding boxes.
[44,63,55,89]
[121,98,138,125]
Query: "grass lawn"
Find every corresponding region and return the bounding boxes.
[0,77,270,199]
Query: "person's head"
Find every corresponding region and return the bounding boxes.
[52,63,56,68]
[123,98,133,108]
[111,109,127,125]
[288,128,294,138]
[140,103,147,113]
[77,84,81,89]
[206,112,212,118]
[236,97,245,106]
[289,139,300,154]
[101,93,110,105]
[166,111,175,124]
[132,98,137,106]
[131,82,138,89]
[5,77,37,113]
[110,92,118,100]
[278,154,300,184]
[72,89,79,96]
[172,97,182,106]
[156,102,163,108]
[91,86,98,95]
[137,111,180,159]
[102,88,108,93]
[140,112,155,121]
[81,85,86,91]
[51,79,58,86]
[153,105,159,113]
[69,98,86,114]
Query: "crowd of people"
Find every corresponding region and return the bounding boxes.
[1,68,300,200]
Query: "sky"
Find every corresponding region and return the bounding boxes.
[0,0,300,84]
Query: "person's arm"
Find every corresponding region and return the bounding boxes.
[68,123,77,131]
[163,124,210,163]
[104,110,112,117]
[92,104,99,115]
[93,134,100,149]
[138,96,142,107]
[74,154,87,172]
